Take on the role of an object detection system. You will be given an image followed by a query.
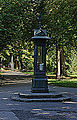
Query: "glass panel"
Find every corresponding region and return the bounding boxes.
[37,46,43,71]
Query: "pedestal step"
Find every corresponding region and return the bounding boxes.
[19,92,62,98]
[11,92,71,102]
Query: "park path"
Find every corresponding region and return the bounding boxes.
[0,70,32,85]
[1,70,28,76]
[0,70,77,120]
[0,81,77,120]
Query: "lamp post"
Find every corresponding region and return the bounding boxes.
[32,27,51,93]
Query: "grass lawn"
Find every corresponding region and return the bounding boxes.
[23,71,34,75]
[48,78,77,88]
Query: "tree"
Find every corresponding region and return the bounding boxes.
[0,0,35,70]
[44,0,77,77]
[0,0,77,75]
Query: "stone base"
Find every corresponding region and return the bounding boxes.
[11,92,71,102]
[32,77,49,93]
[32,88,49,93]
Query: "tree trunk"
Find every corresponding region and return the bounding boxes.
[11,55,14,71]
[0,57,2,71]
[56,46,61,79]
[56,45,66,79]
[15,60,19,70]
[20,59,23,70]
[60,47,66,76]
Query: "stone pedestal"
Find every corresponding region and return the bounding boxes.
[11,92,71,102]
[32,76,49,93]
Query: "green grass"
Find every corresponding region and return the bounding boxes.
[48,79,77,88]
[23,71,34,75]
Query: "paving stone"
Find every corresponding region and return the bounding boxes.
[0,71,77,120]
[0,111,19,120]
[12,110,67,120]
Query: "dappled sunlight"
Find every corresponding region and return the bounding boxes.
[7,103,19,106]
[64,101,77,104]
[61,92,69,94]
[0,91,14,94]
[62,106,71,109]
[47,74,56,77]
[31,109,43,114]
[7,104,15,106]
[0,117,6,120]
[32,109,42,113]
[14,92,19,95]
[2,97,8,100]
[70,116,77,119]
[31,108,77,119]
[0,92,4,93]
[31,109,58,117]
[36,112,50,115]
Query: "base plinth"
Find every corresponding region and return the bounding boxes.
[32,88,49,93]
[32,77,49,93]
[11,92,71,102]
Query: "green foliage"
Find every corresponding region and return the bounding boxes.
[66,50,77,74]
[0,0,77,73]
[46,45,56,73]
[46,0,77,47]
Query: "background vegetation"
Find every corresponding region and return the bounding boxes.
[0,0,77,77]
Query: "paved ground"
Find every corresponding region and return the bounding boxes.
[0,71,77,120]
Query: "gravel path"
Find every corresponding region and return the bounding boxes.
[0,83,77,120]
[0,71,77,120]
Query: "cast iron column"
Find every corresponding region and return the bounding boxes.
[32,28,50,93]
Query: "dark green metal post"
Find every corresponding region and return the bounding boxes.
[32,28,50,93]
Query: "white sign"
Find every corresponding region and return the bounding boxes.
[40,63,44,71]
